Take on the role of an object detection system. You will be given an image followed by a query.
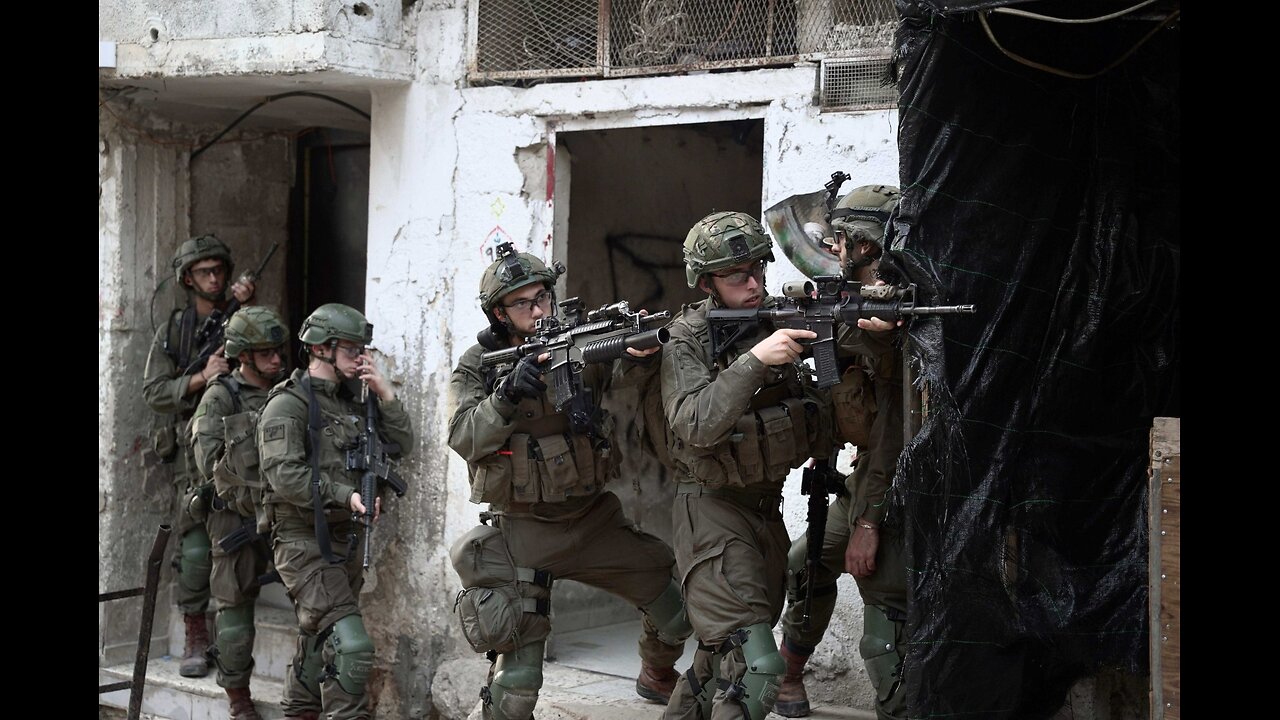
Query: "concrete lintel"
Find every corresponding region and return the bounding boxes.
[112,32,412,85]
[552,105,768,133]
[463,66,818,118]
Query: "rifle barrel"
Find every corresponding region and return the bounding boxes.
[911,304,976,315]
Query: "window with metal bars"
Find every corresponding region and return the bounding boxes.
[467,0,898,86]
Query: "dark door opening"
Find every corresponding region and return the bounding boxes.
[287,127,372,334]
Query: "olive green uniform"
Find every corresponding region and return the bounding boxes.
[660,297,832,720]
[191,369,274,690]
[779,343,908,719]
[258,368,415,720]
[143,307,216,615]
[448,342,689,717]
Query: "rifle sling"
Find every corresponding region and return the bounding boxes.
[300,375,341,564]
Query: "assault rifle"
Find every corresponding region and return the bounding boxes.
[798,451,849,631]
[182,242,280,375]
[707,277,975,388]
[480,298,671,438]
[347,383,407,570]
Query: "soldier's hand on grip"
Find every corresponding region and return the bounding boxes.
[499,353,548,402]
[749,328,816,366]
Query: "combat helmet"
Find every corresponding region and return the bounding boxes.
[828,185,900,253]
[172,234,234,287]
[224,306,289,357]
[298,303,373,347]
[682,211,775,288]
[478,242,564,316]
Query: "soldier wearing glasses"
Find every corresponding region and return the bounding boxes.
[659,212,834,720]
[447,243,692,719]
[143,234,256,678]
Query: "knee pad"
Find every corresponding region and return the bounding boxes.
[860,604,906,714]
[719,623,784,720]
[214,604,257,675]
[483,641,544,720]
[785,536,808,603]
[327,614,375,695]
[292,632,325,698]
[178,527,213,594]
[642,579,692,646]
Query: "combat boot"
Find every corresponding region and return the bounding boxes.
[226,687,261,720]
[179,612,212,678]
[774,642,811,717]
[635,663,679,704]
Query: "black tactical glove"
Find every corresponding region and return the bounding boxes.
[498,354,547,403]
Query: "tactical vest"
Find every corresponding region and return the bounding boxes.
[149,307,201,464]
[196,376,269,524]
[666,306,830,490]
[466,366,614,507]
[262,374,366,530]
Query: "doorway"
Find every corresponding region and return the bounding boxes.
[549,119,765,656]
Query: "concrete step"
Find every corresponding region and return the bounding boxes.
[100,655,286,720]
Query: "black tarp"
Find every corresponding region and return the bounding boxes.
[883,1,1179,716]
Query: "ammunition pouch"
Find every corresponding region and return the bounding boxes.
[831,364,876,447]
[468,427,612,506]
[671,397,821,489]
[450,522,553,655]
[151,413,179,464]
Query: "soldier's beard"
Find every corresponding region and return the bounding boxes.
[193,287,228,303]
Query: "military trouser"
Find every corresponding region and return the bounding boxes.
[780,496,853,650]
[484,491,686,719]
[173,479,214,615]
[208,507,270,689]
[664,485,790,720]
[273,521,371,720]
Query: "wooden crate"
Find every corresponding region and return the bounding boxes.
[1149,417,1179,719]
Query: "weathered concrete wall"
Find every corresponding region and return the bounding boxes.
[99,105,191,667]
[100,0,411,81]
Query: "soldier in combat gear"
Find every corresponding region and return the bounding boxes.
[774,185,910,720]
[448,243,692,719]
[257,304,415,720]
[143,234,256,677]
[191,306,290,720]
[659,211,835,720]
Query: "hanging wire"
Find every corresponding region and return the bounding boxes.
[190,91,370,160]
[978,5,1180,80]
[990,0,1162,24]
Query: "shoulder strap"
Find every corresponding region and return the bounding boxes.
[217,376,244,414]
[299,375,340,565]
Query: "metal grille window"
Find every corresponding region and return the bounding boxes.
[469,0,897,85]
[820,55,897,111]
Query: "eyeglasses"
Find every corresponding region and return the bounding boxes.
[712,260,766,287]
[250,347,285,361]
[335,343,366,358]
[503,290,553,314]
[190,264,227,280]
